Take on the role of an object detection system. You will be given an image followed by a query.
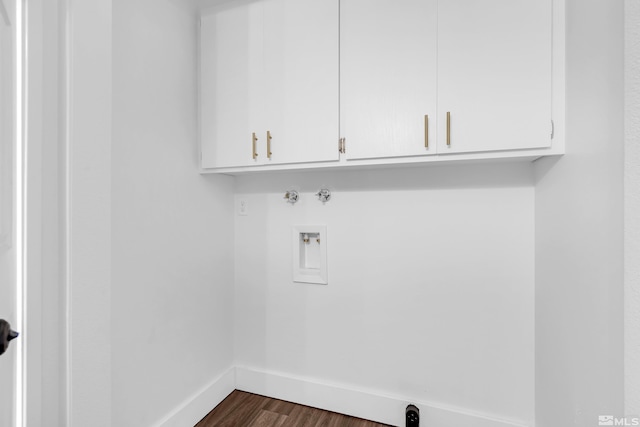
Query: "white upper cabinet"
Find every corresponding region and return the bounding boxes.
[340,0,438,161]
[262,0,339,165]
[341,0,553,161]
[200,3,261,169]
[437,0,553,154]
[200,0,339,169]
[200,0,561,173]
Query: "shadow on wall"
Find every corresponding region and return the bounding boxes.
[532,155,562,185]
[234,161,536,194]
[179,0,261,14]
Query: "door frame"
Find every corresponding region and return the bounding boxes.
[0,0,13,251]
[0,1,19,426]
[21,0,51,425]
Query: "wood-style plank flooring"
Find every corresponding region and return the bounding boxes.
[195,390,392,427]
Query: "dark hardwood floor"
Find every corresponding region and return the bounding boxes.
[195,390,392,427]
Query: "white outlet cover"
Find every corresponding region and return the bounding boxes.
[237,198,248,216]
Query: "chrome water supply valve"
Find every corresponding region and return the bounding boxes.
[315,188,331,203]
[284,190,299,204]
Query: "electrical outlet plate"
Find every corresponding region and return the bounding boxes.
[237,198,248,216]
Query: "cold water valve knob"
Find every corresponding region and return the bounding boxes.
[406,404,419,427]
[315,188,331,203]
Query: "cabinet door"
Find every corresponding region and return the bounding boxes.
[200,3,264,169]
[437,0,552,154]
[262,0,339,165]
[341,0,437,160]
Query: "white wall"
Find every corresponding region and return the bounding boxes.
[111,1,235,426]
[234,163,535,426]
[534,0,625,426]
[65,0,113,425]
[625,0,640,416]
[41,1,631,426]
[38,0,64,419]
[25,0,64,425]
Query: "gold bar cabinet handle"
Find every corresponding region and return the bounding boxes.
[446,112,451,147]
[424,114,429,149]
[252,132,258,159]
[267,131,272,159]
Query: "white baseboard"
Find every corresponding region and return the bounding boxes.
[151,366,530,427]
[235,367,530,427]
[153,367,236,427]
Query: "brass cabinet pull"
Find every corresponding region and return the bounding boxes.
[267,131,272,159]
[424,115,429,149]
[446,112,451,146]
[252,132,258,159]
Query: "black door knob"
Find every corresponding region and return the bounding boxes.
[0,319,19,356]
